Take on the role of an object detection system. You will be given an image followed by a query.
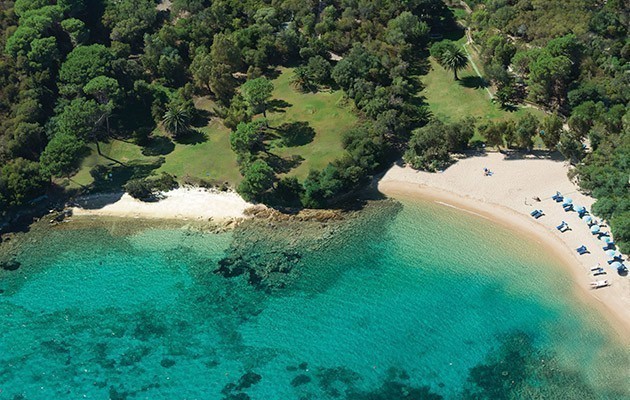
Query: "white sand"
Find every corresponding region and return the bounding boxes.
[71,187,257,221]
[379,152,630,339]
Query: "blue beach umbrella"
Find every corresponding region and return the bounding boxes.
[605,250,616,257]
[576,206,586,213]
[582,215,592,222]
[590,225,600,233]
[600,236,612,243]
[610,261,622,270]
[563,198,573,205]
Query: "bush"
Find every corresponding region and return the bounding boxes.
[124,178,155,200]
[152,173,178,192]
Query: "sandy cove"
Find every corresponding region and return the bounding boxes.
[71,187,257,222]
[379,152,630,340]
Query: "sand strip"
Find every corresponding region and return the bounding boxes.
[71,187,257,222]
[379,152,630,341]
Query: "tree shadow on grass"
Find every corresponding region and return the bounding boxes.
[191,109,213,128]
[268,99,292,113]
[174,129,207,145]
[89,158,165,192]
[276,121,316,147]
[458,76,489,89]
[142,136,175,156]
[264,152,304,174]
[499,103,519,112]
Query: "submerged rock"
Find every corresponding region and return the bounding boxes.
[235,371,262,390]
[215,199,402,291]
[0,259,20,271]
[291,374,311,387]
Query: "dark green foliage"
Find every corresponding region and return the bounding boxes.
[557,131,585,164]
[0,158,47,209]
[102,0,158,50]
[40,133,85,178]
[61,18,88,47]
[404,118,475,172]
[124,178,155,200]
[59,45,113,95]
[477,121,505,149]
[162,105,192,139]
[230,120,266,154]
[515,113,539,150]
[540,114,563,150]
[431,40,468,80]
[404,121,452,172]
[237,159,275,202]
[241,77,274,118]
[124,173,178,200]
[50,98,107,143]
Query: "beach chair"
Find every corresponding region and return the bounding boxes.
[602,243,615,251]
[576,245,589,255]
[530,210,540,216]
[607,256,624,264]
[563,204,574,212]
[556,222,565,230]
[552,192,562,201]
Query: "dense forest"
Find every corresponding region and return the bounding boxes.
[0,0,627,250]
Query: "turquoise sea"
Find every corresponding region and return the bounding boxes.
[0,198,628,399]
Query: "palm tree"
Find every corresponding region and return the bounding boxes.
[162,106,191,138]
[291,67,313,92]
[440,47,469,80]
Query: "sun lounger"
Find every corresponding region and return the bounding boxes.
[590,280,609,288]
[556,222,566,230]
[576,245,588,255]
[593,269,606,276]
[563,204,574,212]
[552,192,562,201]
[530,210,541,216]
[590,263,601,271]
[607,256,624,264]
[602,243,615,251]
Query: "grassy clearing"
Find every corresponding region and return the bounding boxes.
[70,67,357,191]
[422,58,545,123]
[421,55,547,145]
[70,106,240,189]
[266,67,357,179]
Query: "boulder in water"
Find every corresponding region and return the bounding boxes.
[1,259,20,271]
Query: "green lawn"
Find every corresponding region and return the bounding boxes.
[421,56,547,144]
[265,67,357,179]
[422,58,545,123]
[70,102,240,189]
[70,67,357,190]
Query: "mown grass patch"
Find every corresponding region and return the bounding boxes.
[265,67,357,179]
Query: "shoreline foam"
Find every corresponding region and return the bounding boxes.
[378,153,630,342]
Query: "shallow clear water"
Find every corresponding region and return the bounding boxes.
[0,199,628,399]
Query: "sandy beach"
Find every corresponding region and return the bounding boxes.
[379,152,630,339]
[71,187,257,221]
